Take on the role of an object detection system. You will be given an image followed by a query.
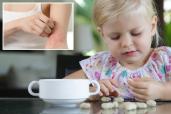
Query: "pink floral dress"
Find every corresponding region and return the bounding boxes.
[80,46,171,98]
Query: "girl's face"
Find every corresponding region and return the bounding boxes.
[100,11,157,69]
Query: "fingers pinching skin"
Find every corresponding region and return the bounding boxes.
[40,32,49,37]
[38,13,49,24]
[44,25,52,34]
[33,13,54,35]
[47,19,55,29]
[19,12,55,37]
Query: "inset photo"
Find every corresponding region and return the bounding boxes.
[3,2,74,50]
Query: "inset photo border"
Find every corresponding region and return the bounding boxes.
[2,2,74,50]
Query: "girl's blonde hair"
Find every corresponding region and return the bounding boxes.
[93,0,161,47]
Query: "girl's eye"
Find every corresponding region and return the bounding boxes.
[110,36,120,40]
[131,32,141,36]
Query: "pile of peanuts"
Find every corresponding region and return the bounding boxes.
[80,96,156,111]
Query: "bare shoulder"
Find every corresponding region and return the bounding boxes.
[64,69,87,79]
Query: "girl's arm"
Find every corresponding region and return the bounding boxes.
[160,81,171,100]
[64,69,87,79]
[45,4,71,49]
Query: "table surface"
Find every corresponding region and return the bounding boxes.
[0,98,171,114]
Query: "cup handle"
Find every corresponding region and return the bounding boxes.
[89,80,100,96]
[28,81,39,96]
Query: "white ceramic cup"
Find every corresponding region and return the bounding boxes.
[28,79,100,100]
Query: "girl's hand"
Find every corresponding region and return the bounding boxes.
[128,77,164,101]
[98,79,118,96]
[18,12,55,37]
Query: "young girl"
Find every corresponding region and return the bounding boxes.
[65,0,171,101]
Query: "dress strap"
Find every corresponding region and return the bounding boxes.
[36,3,42,12]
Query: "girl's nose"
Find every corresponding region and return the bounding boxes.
[120,34,133,48]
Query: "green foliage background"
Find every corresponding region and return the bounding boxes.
[75,0,103,51]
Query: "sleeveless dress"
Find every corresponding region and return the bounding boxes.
[3,3,48,50]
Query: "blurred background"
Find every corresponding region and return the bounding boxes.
[0,0,170,97]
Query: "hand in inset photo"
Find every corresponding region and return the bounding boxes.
[3,2,73,50]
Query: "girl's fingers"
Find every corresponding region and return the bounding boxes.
[99,91,103,96]
[102,80,115,93]
[99,79,119,96]
[100,84,109,96]
[109,79,118,87]
[128,79,147,89]
[131,90,148,101]
[129,85,148,96]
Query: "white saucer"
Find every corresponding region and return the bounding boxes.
[42,98,87,107]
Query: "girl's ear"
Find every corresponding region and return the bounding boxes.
[97,27,104,37]
[97,26,108,44]
[151,16,158,36]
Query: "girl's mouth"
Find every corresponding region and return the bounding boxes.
[122,51,137,56]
